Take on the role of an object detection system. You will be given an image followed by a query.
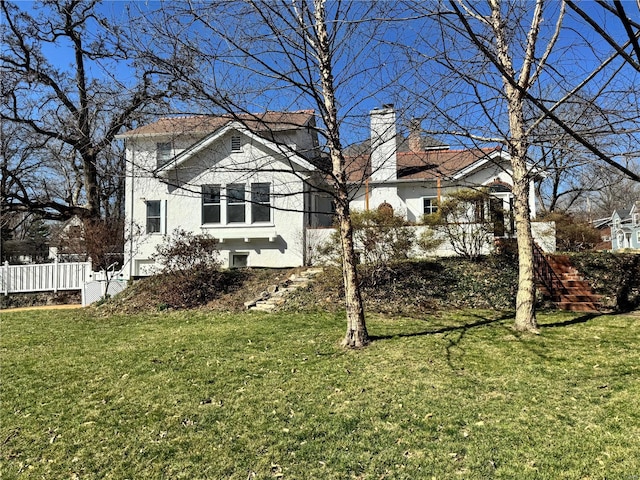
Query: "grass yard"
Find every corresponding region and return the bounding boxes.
[1,308,639,479]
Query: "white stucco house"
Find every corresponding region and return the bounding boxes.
[118,105,551,278]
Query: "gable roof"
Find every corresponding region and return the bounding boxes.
[345,146,506,183]
[118,110,316,138]
[155,121,317,176]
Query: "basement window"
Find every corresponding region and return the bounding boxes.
[231,253,249,268]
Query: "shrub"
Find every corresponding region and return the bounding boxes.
[423,189,498,260]
[570,252,640,311]
[538,212,601,252]
[319,208,416,266]
[152,229,220,275]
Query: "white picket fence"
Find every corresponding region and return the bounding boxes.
[1,260,92,295]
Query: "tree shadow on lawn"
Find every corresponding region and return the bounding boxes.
[369,311,514,342]
[539,312,602,328]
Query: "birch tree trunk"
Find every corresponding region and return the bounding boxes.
[489,0,540,332]
[313,0,369,347]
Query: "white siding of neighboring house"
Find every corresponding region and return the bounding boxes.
[347,158,523,225]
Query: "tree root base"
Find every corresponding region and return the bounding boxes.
[341,330,370,348]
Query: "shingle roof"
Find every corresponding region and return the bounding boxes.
[345,146,502,182]
[119,110,316,137]
[344,134,448,156]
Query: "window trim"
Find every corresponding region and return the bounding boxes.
[202,185,221,224]
[145,200,162,234]
[423,196,438,215]
[251,183,271,224]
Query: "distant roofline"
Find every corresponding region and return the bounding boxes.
[116,110,316,139]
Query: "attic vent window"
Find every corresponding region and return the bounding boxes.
[231,135,242,152]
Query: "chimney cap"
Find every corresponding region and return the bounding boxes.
[382,103,394,109]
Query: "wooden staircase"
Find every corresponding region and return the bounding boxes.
[533,248,601,312]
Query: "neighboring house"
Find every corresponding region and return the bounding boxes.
[343,105,537,231]
[118,106,551,278]
[610,201,640,251]
[48,216,85,262]
[593,217,613,251]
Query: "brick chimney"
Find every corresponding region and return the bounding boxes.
[370,104,397,182]
[408,118,422,152]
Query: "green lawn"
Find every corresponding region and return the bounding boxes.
[1,308,638,479]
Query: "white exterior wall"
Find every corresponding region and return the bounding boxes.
[348,157,519,224]
[123,130,310,278]
[306,221,556,266]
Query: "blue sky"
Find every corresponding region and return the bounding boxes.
[10,0,640,148]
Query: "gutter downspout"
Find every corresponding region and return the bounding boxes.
[365,178,369,211]
[437,177,441,202]
[128,140,135,280]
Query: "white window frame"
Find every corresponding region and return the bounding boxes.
[145,200,166,234]
[251,183,271,224]
[423,197,438,215]
[156,142,172,167]
[202,185,221,224]
[230,252,249,268]
[226,184,246,223]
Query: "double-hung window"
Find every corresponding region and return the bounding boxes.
[227,184,246,223]
[251,183,271,223]
[146,200,161,233]
[202,185,221,224]
[423,197,438,215]
[156,142,172,167]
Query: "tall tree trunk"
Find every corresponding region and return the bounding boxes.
[335,196,369,347]
[490,0,539,333]
[82,152,101,219]
[511,148,538,332]
[313,0,369,347]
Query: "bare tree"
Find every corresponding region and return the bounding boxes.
[530,97,629,215]
[405,1,572,332]
[406,0,640,331]
[132,0,418,347]
[0,0,168,221]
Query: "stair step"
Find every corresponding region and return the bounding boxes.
[556,302,600,312]
[245,267,323,311]
[553,294,601,303]
[252,302,277,311]
[536,253,602,312]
